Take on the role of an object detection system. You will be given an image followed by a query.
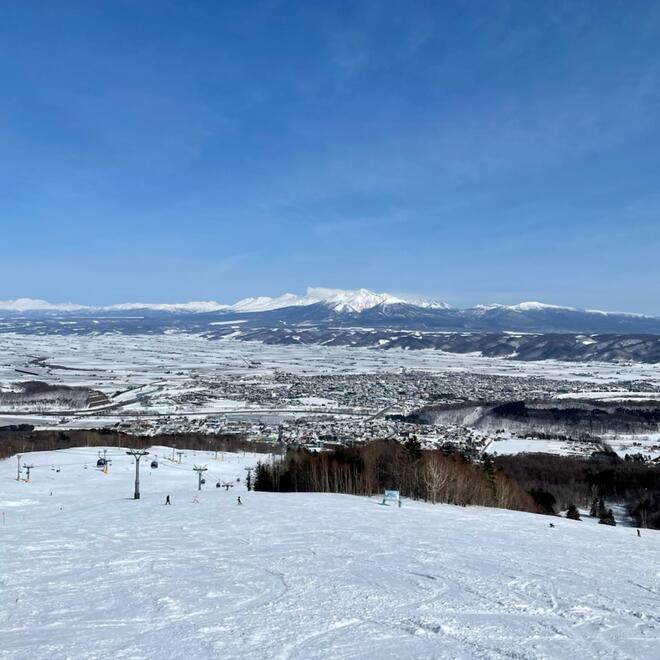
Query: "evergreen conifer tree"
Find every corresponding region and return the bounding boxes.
[253,461,273,491]
[403,436,422,462]
[598,508,616,526]
[482,454,497,497]
[566,504,581,520]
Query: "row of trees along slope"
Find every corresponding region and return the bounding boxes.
[495,452,660,529]
[0,428,277,461]
[253,438,537,513]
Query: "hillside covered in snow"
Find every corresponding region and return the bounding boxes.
[0,447,658,659]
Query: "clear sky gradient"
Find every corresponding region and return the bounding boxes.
[1,1,659,312]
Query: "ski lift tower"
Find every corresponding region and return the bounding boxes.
[23,464,35,483]
[126,449,149,499]
[193,465,208,491]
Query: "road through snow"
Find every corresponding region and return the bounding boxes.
[0,447,658,659]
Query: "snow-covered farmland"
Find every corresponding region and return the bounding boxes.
[488,436,582,457]
[2,332,660,392]
[605,432,660,460]
[2,332,660,436]
[1,447,659,659]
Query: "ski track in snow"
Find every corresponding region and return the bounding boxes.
[0,447,659,659]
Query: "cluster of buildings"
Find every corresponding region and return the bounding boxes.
[62,370,660,461]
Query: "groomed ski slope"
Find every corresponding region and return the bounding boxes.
[0,448,658,659]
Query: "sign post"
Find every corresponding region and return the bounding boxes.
[382,490,401,507]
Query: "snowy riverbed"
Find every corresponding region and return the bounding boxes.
[0,447,659,659]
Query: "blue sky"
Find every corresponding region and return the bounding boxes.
[1,1,659,312]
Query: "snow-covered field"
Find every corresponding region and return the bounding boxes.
[555,391,660,402]
[605,432,660,460]
[2,332,659,390]
[488,436,583,457]
[2,332,660,432]
[1,447,658,659]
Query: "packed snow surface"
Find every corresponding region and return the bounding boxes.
[1,448,658,659]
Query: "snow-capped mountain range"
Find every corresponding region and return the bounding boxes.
[0,287,642,316]
[0,288,450,314]
[1,287,660,336]
[0,297,230,314]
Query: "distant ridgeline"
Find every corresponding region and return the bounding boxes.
[410,399,660,436]
[2,293,660,362]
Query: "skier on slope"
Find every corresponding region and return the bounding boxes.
[165,495,171,505]
[237,496,242,505]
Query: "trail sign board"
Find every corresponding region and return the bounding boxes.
[382,490,401,507]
